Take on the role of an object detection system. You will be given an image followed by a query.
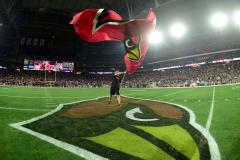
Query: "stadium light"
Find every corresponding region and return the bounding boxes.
[210,12,228,29]
[148,30,164,45]
[233,10,240,26]
[169,23,187,39]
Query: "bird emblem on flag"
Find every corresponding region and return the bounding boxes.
[70,8,156,73]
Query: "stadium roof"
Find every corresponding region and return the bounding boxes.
[0,0,240,70]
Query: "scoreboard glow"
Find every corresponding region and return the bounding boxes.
[23,59,74,72]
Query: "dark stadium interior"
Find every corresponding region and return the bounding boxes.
[0,0,240,86]
[0,0,240,71]
[0,0,240,87]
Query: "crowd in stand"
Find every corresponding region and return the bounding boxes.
[125,61,240,87]
[0,60,240,88]
[0,70,111,87]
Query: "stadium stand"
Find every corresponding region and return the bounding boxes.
[1,60,240,88]
[126,61,240,87]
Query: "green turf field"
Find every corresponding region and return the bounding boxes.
[0,84,240,160]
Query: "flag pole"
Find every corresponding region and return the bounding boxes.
[120,70,127,87]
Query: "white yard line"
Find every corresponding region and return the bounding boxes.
[44,88,57,108]
[45,103,56,105]
[205,87,216,131]
[0,95,81,99]
[125,89,186,98]
[45,106,56,108]
[142,82,240,89]
[125,90,148,92]
[45,103,57,108]
[161,90,186,97]
[0,106,50,112]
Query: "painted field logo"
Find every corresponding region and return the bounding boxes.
[10,96,220,160]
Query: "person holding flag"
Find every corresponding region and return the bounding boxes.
[70,8,156,103]
[108,70,126,105]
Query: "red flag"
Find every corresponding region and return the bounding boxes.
[124,10,156,74]
[70,9,125,42]
[70,9,156,73]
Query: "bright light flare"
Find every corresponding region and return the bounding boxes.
[169,23,187,39]
[148,30,164,45]
[210,12,228,28]
[233,10,240,26]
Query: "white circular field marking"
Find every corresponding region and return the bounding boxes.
[9,95,221,160]
[122,95,221,160]
[125,107,159,122]
[0,106,50,112]
[9,96,109,160]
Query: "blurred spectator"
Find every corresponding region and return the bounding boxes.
[0,61,240,88]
